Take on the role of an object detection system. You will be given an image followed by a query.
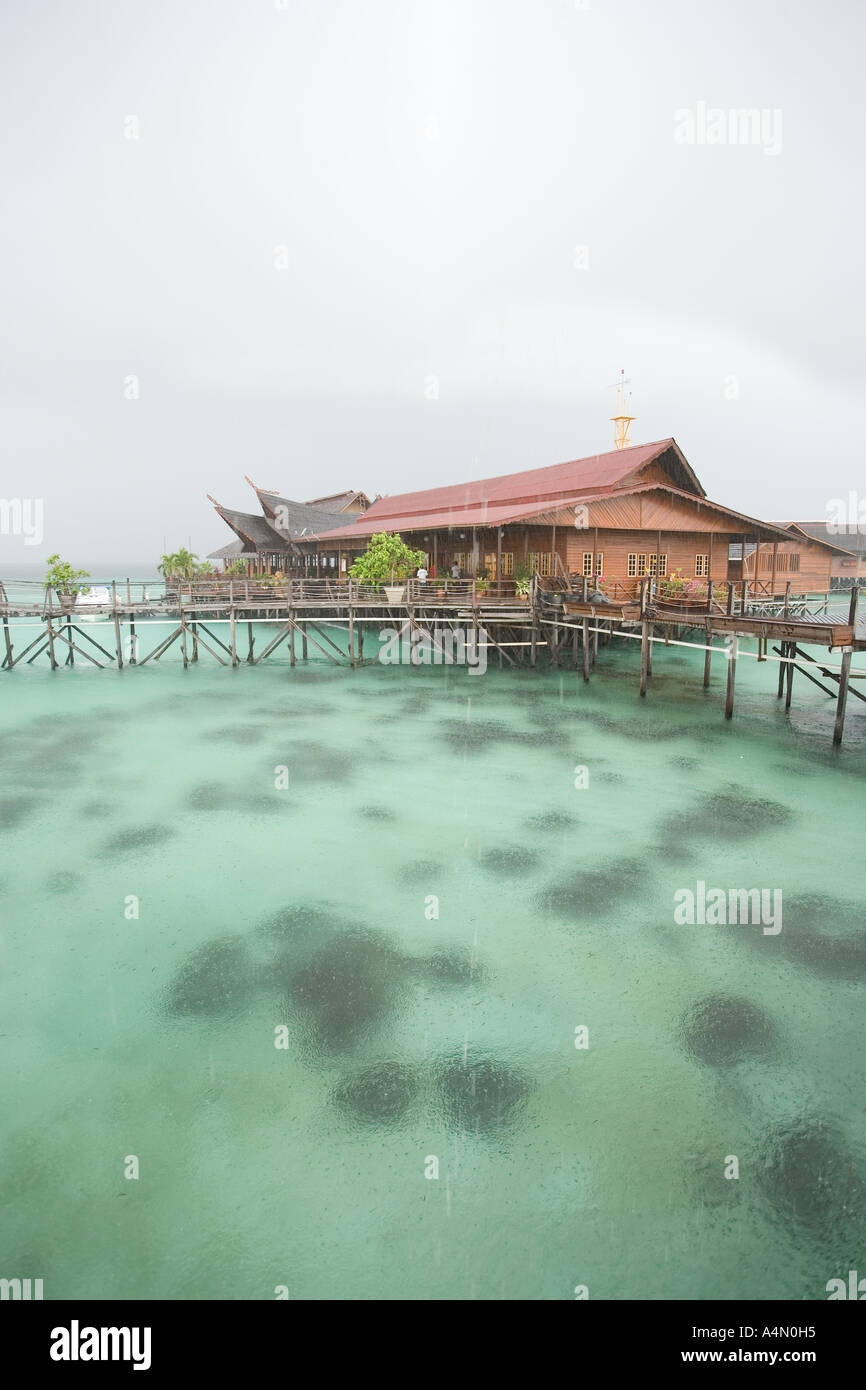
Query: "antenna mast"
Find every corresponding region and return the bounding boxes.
[608,369,635,450]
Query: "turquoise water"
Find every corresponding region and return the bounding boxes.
[1,617,864,1301]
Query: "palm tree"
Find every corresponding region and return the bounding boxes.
[158,547,200,579]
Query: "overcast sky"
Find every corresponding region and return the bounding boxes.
[2,0,864,565]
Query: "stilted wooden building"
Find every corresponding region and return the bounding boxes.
[303,438,795,590]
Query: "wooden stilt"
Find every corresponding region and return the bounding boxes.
[703,620,712,687]
[2,613,13,669]
[582,617,590,683]
[725,634,738,719]
[785,639,795,709]
[112,581,123,669]
[646,622,653,675]
[777,641,787,697]
[247,622,254,663]
[46,617,58,670]
[230,606,238,667]
[129,613,136,663]
[530,579,538,665]
[833,650,852,747]
[639,620,649,697]
[181,613,189,669]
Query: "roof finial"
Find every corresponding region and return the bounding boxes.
[608,368,635,449]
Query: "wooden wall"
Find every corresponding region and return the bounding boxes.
[745,541,834,594]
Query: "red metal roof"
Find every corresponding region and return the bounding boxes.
[310,438,699,540]
[311,482,796,545]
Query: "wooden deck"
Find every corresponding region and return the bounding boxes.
[1,576,862,746]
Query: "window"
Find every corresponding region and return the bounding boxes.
[501,552,514,576]
[647,554,668,577]
[539,553,552,576]
[695,554,709,577]
[637,554,647,577]
[583,552,594,576]
[454,552,466,569]
[528,551,538,572]
[627,553,637,577]
[595,552,603,576]
[790,554,800,572]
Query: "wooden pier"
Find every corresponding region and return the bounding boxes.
[1,576,863,747]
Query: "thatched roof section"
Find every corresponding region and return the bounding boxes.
[207,500,289,552]
[207,539,247,560]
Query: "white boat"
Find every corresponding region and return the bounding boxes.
[76,585,111,621]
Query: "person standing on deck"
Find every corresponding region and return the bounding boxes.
[416,565,428,584]
[450,562,460,580]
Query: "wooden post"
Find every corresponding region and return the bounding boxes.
[496,527,502,588]
[530,577,538,666]
[725,634,738,719]
[230,588,238,667]
[833,650,853,747]
[46,616,58,670]
[112,581,123,669]
[2,613,13,669]
[770,541,778,596]
[833,583,860,747]
[848,580,860,628]
[777,641,787,698]
[639,620,649,697]
[703,627,712,687]
[582,617,590,683]
[181,612,189,668]
[247,622,254,663]
[129,612,136,663]
[785,640,795,709]
[646,622,653,675]
[726,582,734,616]
[65,613,74,665]
[783,581,791,618]
[348,596,355,668]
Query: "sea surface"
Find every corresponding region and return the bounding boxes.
[1,588,865,1300]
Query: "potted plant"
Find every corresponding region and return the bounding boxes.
[349,532,426,603]
[43,554,90,613]
[514,561,532,600]
[474,575,490,596]
[655,569,708,612]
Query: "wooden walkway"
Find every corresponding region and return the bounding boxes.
[1,576,862,747]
